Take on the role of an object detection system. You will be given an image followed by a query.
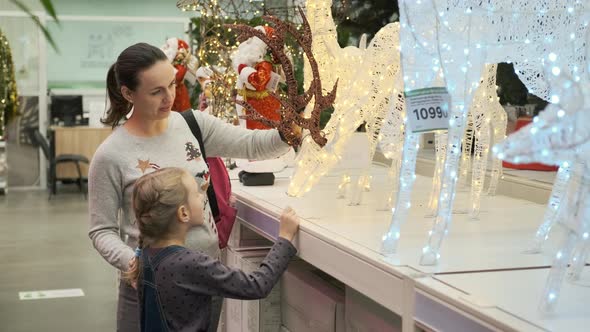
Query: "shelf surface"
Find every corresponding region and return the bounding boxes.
[417,267,590,332]
[229,162,583,331]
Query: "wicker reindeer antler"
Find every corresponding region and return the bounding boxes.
[227,7,337,147]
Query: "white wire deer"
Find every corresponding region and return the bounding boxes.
[495,56,590,312]
[381,0,590,267]
[428,64,507,218]
[287,0,403,206]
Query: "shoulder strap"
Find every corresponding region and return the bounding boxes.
[180,111,220,219]
[148,245,185,268]
[180,110,207,159]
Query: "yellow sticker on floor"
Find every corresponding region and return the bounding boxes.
[19,288,84,300]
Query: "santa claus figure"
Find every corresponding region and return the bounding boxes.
[161,38,199,112]
[195,66,214,112]
[231,26,294,185]
[231,26,284,129]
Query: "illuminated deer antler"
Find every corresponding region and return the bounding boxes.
[227,7,336,147]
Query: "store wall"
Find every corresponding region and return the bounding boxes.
[2,0,192,88]
[45,20,187,88]
[0,0,193,17]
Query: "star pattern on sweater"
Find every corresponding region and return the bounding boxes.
[136,159,151,174]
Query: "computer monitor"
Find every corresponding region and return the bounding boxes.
[50,95,83,127]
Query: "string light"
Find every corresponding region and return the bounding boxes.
[495,42,590,313]
[382,1,590,270]
[288,0,403,205]
[464,64,506,218]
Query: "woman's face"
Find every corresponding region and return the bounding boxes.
[126,60,176,121]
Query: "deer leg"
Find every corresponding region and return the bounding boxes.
[378,157,401,211]
[567,234,590,282]
[539,170,588,313]
[336,172,350,199]
[420,101,470,265]
[428,132,446,216]
[487,108,506,196]
[567,169,590,281]
[381,132,420,254]
[362,173,372,192]
[348,161,372,206]
[348,172,365,206]
[539,230,578,313]
[458,113,474,190]
[469,117,491,219]
[528,165,572,253]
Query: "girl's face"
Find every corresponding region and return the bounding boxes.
[125,60,176,121]
[181,173,206,226]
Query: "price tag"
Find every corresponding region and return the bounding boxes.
[404,87,451,133]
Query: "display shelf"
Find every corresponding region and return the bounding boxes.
[232,165,562,275]
[230,162,573,331]
[415,267,590,332]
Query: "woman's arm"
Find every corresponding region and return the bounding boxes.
[193,110,290,159]
[88,147,134,271]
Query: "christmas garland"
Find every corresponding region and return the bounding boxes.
[0,30,19,140]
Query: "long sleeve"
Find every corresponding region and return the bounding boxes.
[177,237,297,299]
[87,146,134,271]
[193,110,290,160]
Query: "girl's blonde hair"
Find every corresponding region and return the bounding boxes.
[123,167,190,285]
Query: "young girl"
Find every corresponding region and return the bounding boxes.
[125,167,299,332]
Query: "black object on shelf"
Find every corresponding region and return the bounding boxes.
[238,171,275,186]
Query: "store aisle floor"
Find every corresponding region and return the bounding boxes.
[0,190,117,331]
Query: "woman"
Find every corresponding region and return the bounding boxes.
[88,43,292,331]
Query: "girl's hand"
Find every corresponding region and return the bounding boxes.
[278,207,300,241]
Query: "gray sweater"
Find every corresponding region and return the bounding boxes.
[88,110,290,271]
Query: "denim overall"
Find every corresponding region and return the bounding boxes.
[139,245,183,332]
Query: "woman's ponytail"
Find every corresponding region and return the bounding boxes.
[102,63,132,128]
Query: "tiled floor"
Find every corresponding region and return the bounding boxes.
[0,189,117,331]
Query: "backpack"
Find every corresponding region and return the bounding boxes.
[181,111,237,249]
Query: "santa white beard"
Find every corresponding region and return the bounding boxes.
[231,36,267,72]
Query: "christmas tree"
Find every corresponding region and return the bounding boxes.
[0,30,19,141]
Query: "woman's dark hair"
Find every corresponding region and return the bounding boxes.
[103,43,168,128]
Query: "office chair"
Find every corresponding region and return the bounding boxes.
[29,129,89,198]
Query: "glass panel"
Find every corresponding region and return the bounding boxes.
[0,16,41,95]
[6,96,40,187]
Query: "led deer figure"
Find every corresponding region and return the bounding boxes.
[495,58,590,312]
[462,64,507,217]
[287,0,403,205]
[375,87,406,211]
[429,65,507,218]
[382,0,590,266]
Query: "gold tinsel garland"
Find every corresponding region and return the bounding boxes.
[0,29,19,141]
